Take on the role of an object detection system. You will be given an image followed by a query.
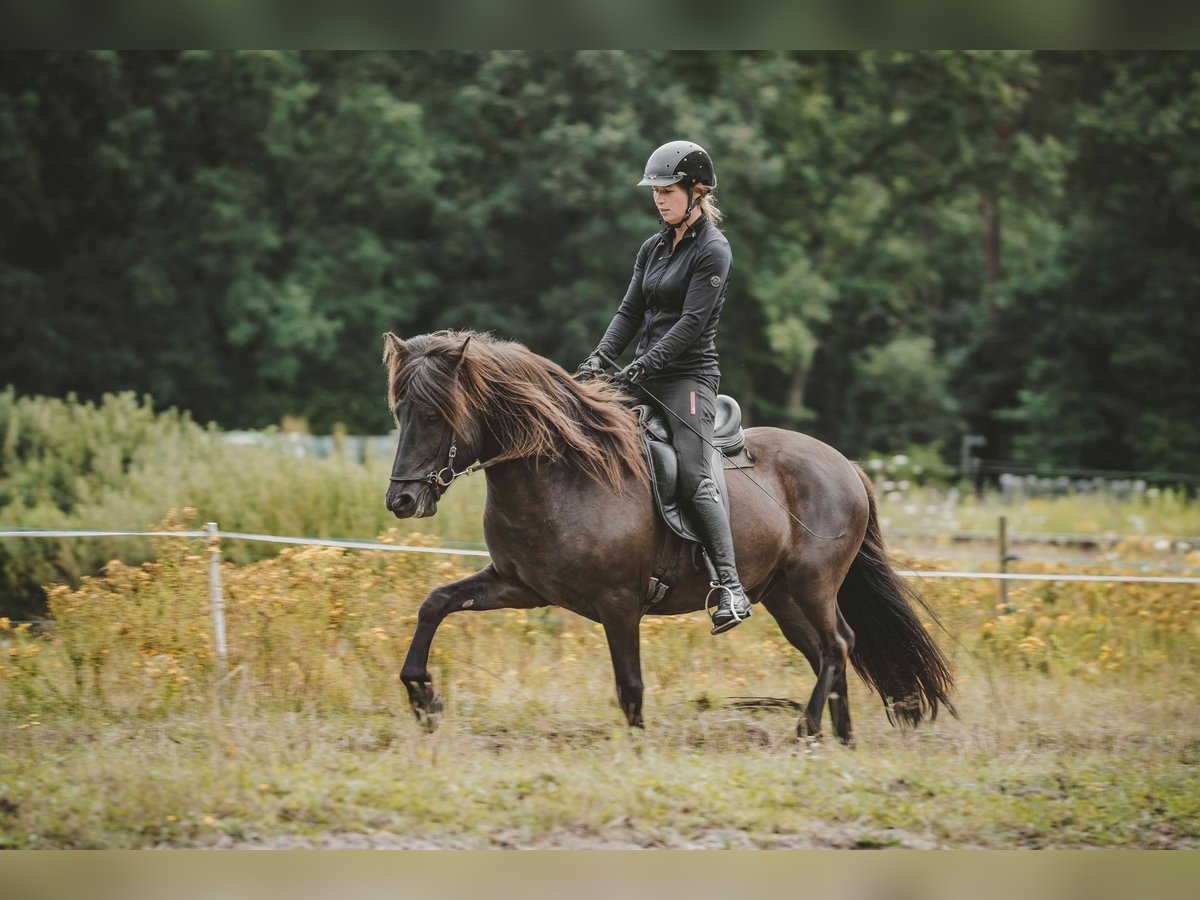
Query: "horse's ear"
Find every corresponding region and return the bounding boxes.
[382,332,407,366]
[452,334,471,372]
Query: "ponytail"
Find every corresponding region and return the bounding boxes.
[695,184,723,228]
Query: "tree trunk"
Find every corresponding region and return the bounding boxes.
[786,363,808,430]
[979,189,1002,324]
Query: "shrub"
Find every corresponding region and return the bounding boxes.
[0,389,485,617]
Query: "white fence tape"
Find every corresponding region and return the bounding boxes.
[0,529,211,539]
[895,570,1200,585]
[0,527,1196,584]
[889,526,1200,548]
[216,531,492,558]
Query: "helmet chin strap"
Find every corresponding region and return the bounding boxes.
[661,181,700,231]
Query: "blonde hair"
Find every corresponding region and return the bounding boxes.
[694,183,723,227]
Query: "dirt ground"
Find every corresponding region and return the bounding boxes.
[203,824,949,850]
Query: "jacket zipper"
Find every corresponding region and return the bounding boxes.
[638,229,698,360]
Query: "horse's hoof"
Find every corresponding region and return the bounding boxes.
[798,736,825,756]
[404,680,444,732]
[797,727,824,745]
[415,696,444,733]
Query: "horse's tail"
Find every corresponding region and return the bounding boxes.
[837,465,956,727]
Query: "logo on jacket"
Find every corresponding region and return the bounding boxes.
[710,275,721,287]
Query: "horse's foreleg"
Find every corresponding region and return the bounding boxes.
[600,608,644,728]
[399,564,544,731]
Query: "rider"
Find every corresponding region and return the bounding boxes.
[576,140,752,635]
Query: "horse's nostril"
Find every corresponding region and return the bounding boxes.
[388,491,417,516]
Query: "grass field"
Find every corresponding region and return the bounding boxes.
[1,510,1197,849]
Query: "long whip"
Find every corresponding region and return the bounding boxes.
[593,351,848,542]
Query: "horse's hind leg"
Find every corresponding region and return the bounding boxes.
[400,564,544,731]
[783,568,852,742]
[760,576,820,677]
[761,576,855,744]
[828,610,855,745]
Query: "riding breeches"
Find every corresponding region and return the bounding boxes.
[633,373,719,500]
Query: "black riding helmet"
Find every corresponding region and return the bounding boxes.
[637,140,716,189]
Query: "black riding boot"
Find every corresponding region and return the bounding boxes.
[683,477,752,634]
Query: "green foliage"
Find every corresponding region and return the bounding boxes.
[994,53,1200,471]
[2,51,1198,473]
[850,335,962,451]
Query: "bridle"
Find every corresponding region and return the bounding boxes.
[388,424,501,492]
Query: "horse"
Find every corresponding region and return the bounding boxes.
[382,329,954,743]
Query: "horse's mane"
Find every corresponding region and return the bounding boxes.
[384,330,648,491]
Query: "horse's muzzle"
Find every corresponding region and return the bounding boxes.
[386,485,438,519]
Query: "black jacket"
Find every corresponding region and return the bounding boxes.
[595,215,731,379]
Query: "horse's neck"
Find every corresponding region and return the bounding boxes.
[481,452,615,524]
[481,453,562,503]
[474,410,634,518]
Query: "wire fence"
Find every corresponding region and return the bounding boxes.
[2,526,1198,667]
[887,525,1199,550]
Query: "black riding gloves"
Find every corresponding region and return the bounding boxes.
[574,355,605,382]
[578,354,649,387]
[614,360,648,386]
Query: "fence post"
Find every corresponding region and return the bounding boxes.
[998,515,1017,613]
[205,522,228,681]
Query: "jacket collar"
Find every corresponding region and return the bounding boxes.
[658,214,708,245]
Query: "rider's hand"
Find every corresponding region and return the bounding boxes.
[574,354,605,383]
[614,360,647,387]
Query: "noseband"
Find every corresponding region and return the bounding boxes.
[388,429,500,491]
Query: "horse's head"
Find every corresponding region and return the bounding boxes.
[382,331,477,519]
[382,327,648,517]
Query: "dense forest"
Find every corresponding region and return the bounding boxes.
[2,51,1197,473]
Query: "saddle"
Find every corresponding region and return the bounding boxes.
[633,394,755,545]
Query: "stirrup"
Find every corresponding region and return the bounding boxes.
[705,581,751,635]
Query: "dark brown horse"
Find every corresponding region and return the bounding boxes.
[382,330,953,743]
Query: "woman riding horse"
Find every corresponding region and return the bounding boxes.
[382,329,954,740]
[382,148,955,740]
[576,140,751,635]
